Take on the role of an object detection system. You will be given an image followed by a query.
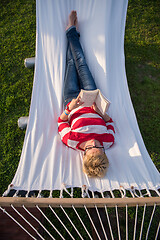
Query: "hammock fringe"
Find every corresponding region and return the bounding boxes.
[2,184,160,199]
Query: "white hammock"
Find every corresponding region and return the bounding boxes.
[4,0,160,196]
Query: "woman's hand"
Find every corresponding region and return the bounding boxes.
[91,102,111,122]
[59,95,83,121]
[69,95,84,111]
[91,102,101,114]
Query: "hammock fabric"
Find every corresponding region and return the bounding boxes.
[7,0,160,194]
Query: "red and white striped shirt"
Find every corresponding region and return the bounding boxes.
[58,106,115,151]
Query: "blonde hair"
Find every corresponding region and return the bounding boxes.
[83,153,109,178]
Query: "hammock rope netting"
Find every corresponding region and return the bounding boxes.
[0,190,160,240]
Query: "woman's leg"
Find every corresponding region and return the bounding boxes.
[63,41,80,107]
[66,27,97,91]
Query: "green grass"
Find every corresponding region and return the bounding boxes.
[125,0,160,159]
[0,0,36,194]
[124,3,160,237]
[0,0,159,239]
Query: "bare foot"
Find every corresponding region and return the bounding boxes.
[74,15,78,30]
[66,10,78,30]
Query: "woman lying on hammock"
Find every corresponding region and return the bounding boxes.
[58,11,115,178]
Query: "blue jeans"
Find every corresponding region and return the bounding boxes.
[63,27,97,107]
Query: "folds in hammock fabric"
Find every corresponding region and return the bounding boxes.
[6,0,160,195]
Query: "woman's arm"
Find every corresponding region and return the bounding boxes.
[91,102,111,122]
[59,95,83,121]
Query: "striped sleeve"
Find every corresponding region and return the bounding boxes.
[106,118,115,138]
[58,117,71,146]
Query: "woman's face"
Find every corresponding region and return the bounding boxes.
[84,139,104,156]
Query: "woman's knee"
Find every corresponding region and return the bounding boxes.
[74,52,86,69]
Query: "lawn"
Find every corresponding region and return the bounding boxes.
[0,0,36,194]
[0,0,159,239]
